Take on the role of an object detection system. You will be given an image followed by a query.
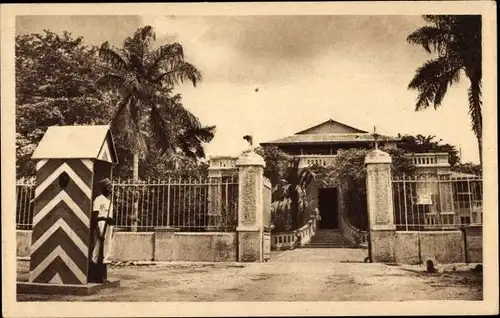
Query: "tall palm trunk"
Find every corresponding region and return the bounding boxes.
[477,136,482,168]
[290,190,299,230]
[468,76,483,167]
[132,154,139,232]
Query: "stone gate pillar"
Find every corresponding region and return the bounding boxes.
[365,149,396,262]
[236,151,265,262]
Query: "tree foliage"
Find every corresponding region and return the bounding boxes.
[396,134,460,167]
[452,162,482,176]
[310,148,416,230]
[15,28,214,180]
[312,148,416,188]
[15,30,117,177]
[255,146,317,231]
[407,15,482,164]
[98,25,215,175]
[254,146,292,186]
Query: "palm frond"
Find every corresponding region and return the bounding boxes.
[96,73,126,91]
[467,81,482,139]
[110,94,131,125]
[99,41,128,71]
[406,26,452,54]
[184,126,216,143]
[161,95,204,130]
[299,168,315,188]
[112,100,147,157]
[422,15,455,30]
[147,43,185,76]
[154,61,202,87]
[408,56,462,110]
[122,26,156,77]
[176,126,215,159]
[139,26,156,42]
[408,56,461,90]
[148,102,177,153]
[432,67,461,108]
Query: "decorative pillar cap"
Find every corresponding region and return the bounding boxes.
[236,150,266,167]
[365,149,392,165]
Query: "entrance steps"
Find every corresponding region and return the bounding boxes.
[302,229,358,248]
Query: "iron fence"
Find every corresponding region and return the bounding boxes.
[392,174,483,231]
[16,182,35,230]
[263,178,272,228]
[15,176,239,232]
[111,176,239,232]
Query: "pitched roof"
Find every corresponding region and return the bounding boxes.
[295,119,368,135]
[31,125,118,163]
[261,133,399,145]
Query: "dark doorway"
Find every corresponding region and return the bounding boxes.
[318,188,339,229]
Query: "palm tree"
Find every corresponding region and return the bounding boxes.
[407,15,482,165]
[98,26,214,230]
[98,25,214,180]
[271,157,316,230]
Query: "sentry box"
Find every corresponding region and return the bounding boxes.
[18,125,120,295]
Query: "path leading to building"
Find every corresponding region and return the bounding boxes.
[17,248,482,302]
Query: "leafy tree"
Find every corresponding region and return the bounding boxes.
[254,146,292,186]
[255,146,318,230]
[407,15,482,165]
[140,149,210,180]
[15,30,117,177]
[396,134,460,167]
[97,25,215,180]
[311,148,416,230]
[452,162,482,176]
[271,157,316,231]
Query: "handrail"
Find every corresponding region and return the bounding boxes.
[271,210,319,250]
[340,213,368,247]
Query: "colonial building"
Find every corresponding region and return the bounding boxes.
[260,119,399,168]
[208,119,480,235]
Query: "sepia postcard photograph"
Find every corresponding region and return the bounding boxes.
[1,1,498,317]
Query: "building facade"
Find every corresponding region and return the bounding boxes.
[260,119,398,169]
[209,119,479,233]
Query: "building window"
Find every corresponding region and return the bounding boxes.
[460,216,471,225]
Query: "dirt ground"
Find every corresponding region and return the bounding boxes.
[17,248,482,302]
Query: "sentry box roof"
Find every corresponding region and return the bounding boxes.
[31,125,118,164]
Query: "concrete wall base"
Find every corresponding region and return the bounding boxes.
[17,230,237,262]
[111,232,155,261]
[370,230,396,263]
[172,232,237,262]
[393,230,474,264]
[16,230,31,258]
[237,230,262,262]
[464,226,482,263]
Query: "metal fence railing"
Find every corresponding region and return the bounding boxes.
[16,182,35,230]
[392,174,483,231]
[15,176,239,232]
[112,176,239,232]
[263,177,272,228]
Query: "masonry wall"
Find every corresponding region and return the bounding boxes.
[17,230,32,258]
[393,229,481,264]
[17,230,237,262]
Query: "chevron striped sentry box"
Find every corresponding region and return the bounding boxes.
[18,125,120,295]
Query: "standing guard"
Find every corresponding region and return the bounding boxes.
[88,178,115,283]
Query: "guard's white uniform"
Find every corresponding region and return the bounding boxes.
[91,194,114,263]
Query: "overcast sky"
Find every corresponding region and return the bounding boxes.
[16,15,480,163]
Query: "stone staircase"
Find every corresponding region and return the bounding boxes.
[302,229,358,248]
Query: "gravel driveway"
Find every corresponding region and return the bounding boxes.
[17,248,482,302]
